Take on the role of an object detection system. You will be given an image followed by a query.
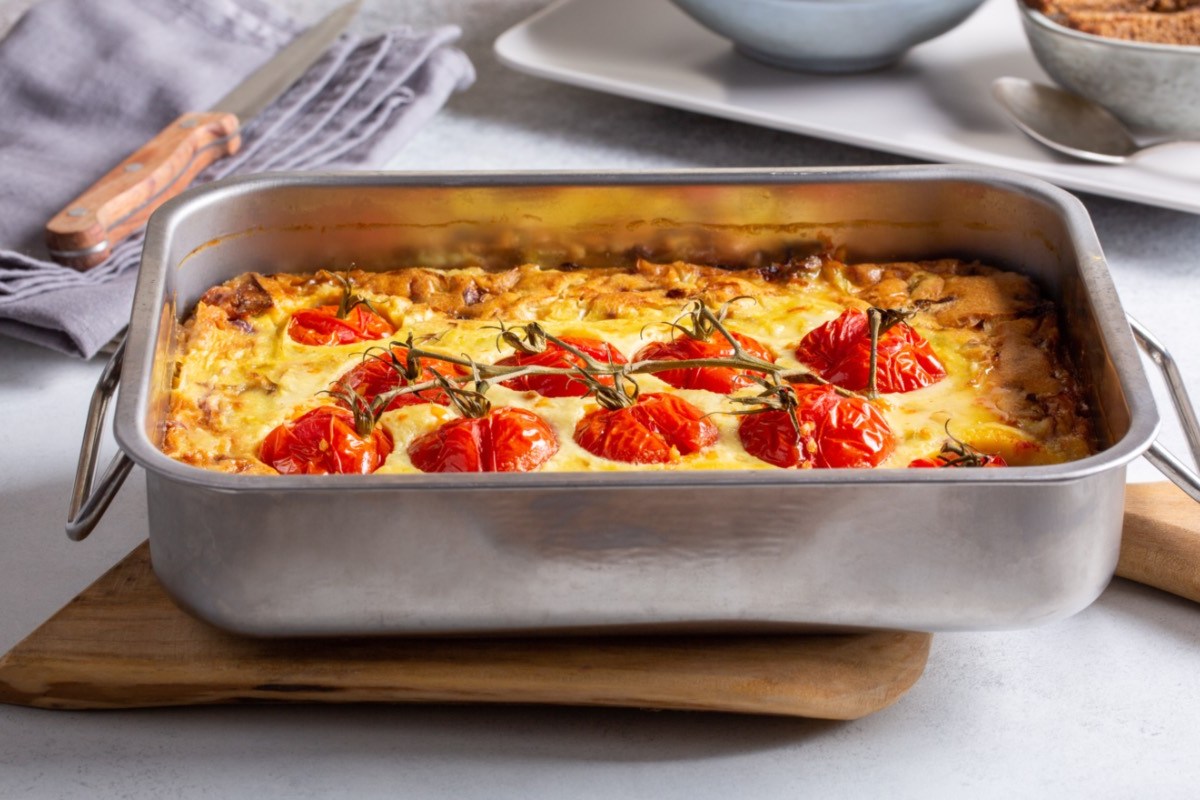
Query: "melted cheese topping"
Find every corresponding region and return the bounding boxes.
[163,258,1095,474]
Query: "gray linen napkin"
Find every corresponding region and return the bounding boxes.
[0,0,474,358]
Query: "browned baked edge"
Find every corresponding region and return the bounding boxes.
[165,256,1097,474]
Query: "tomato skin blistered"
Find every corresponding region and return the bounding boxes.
[633,332,775,394]
[738,384,895,469]
[287,304,394,346]
[260,406,393,475]
[333,347,463,411]
[497,337,627,398]
[408,408,559,473]
[795,309,946,394]
[909,454,1007,468]
[573,393,718,464]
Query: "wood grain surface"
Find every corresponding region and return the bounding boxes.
[1118,481,1200,603]
[3,482,1192,717]
[0,543,931,719]
[44,111,240,269]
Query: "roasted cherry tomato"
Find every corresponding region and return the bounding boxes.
[259,406,393,475]
[738,384,895,469]
[287,303,394,346]
[795,309,946,394]
[334,347,464,411]
[574,393,718,464]
[497,337,627,398]
[408,408,559,473]
[633,332,775,394]
[909,449,1007,468]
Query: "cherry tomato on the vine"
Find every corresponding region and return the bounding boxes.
[287,304,394,346]
[574,393,718,464]
[259,406,393,475]
[407,408,559,473]
[738,384,895,469]
[633,332,775,394]
[334,347,464,411]
[909,452,1007,468]
[497,337,627,398]
[795,309,945,394]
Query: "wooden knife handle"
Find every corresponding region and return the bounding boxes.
[1118,481,1200,604]
[45,111,241,270]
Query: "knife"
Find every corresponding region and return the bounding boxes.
[45,0,361,270]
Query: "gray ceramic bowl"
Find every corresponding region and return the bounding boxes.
[1019,3,1200,135]
[669,0,987,73]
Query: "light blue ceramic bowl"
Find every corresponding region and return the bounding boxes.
[670,0,988,73]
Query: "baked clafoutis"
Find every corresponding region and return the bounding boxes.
[162,255,1096,475]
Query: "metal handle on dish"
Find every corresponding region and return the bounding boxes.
[66,336,135,541]
[1128,316,1200,503]
[57,316,1197,544]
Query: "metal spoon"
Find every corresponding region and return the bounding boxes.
[991,77,1191,165]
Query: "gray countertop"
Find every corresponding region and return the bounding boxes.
[2,0,1198,797]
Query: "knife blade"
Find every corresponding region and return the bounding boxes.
[45,0,361,270]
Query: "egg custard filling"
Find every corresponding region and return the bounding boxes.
[162,255,1096,475]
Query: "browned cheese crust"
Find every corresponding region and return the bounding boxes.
[164,257,1096,474]
[844,259,1093,449]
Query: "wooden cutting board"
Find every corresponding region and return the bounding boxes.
[1,482,1192,718]
[1118,481,1200,604]
[0,542,931,719]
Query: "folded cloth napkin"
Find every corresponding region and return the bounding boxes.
[0,0,474,358]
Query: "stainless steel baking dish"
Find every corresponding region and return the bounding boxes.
[67,167,1200,636]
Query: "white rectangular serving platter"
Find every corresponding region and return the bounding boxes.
[495,0,1200,215]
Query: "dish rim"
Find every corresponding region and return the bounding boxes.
[1020,2,1200,55]
[116,165,1160,493]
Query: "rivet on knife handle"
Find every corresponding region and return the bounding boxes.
[45,111,241,270]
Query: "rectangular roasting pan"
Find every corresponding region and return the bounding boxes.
[70,166,1200,637]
